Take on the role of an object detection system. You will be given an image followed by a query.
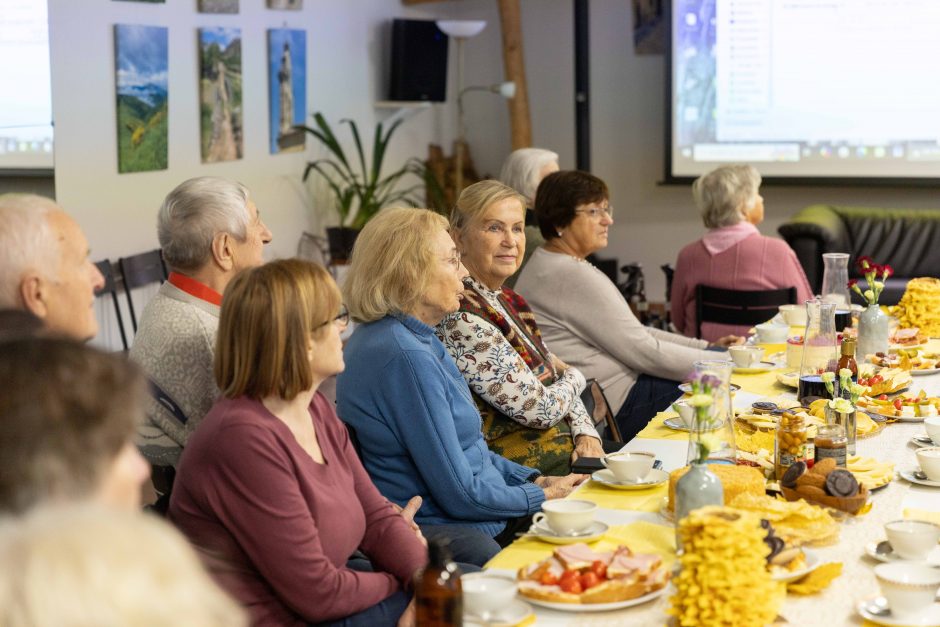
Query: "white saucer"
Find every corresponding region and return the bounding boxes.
[526,520,608,544]
[591,468,669,490]
[771,548,821,582]
[678,382,741,394]
[900,468,940,488]
[911,435,938,449]
[865,540,940,566]
[463,599,532,626]
[663,416,691,431]
[857,597,940,626]
[733,361,778,374]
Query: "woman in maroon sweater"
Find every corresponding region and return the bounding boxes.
[169,259,428,626]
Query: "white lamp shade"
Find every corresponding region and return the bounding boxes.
[436,20,487,39]
[498,81,516,99]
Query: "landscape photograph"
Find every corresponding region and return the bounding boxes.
[114,24,168,173]
[267,28,306,154]
[199,27,243,163]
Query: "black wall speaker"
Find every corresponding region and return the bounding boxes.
[388,19,448,102]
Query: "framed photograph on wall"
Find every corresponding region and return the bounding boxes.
[198,0,238,13]
[267,0,302,10]
[267,28,306,154]
[114,24,168,173]
[198,27,243,163]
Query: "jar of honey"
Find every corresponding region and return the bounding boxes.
[814,423,847,468]
[775,412,808,480]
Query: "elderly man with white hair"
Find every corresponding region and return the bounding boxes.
[131,177,272,467]
[0,194,105,340]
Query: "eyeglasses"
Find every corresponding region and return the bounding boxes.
[317,306,349,329]
[575,206,612,219]
[443,251,462,270]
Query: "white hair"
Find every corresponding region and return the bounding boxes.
[499,148,560,205]
[0,504,247,627]
[692,164,762,229]
[158,177,251,272]
[0,194,61,308]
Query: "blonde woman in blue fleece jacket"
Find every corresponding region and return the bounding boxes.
[336,208,584,567]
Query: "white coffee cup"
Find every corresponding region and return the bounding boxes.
[884,520,940,560]
[461,573,517,618]
[874,562,940,619]
[601,451,655,482]
[532,499,597,535]
[915,446,940,481]
[673,400,695,428]
[924,416,940,445]
[728,345,765,368]
[778,304,807,326]
[755,323,789,344]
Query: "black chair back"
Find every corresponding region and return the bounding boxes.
[694,285,797,339]
[118,249,168,332]
[94,259,129,351]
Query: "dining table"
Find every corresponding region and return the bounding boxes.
[482,340,940,626]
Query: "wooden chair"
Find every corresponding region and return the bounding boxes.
[118,249,167,333]
[93,259,129,351]
[694,285,797,339]
[580,379,622,443]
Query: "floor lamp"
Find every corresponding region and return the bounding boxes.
[436,19,486,195]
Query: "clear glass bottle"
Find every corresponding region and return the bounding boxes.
[415,539,462,627]
[798,299,839,404]
[821,252,850,306]
[814,423,848,468]
[775,412,808,480]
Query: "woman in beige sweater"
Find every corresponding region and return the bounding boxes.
[515,170,741,441]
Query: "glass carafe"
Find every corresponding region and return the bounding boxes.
[798,299,839,404]
[685,360,737,464]
[821,253,850,306]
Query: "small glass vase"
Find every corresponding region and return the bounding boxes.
[825,405,857,455]
[675,461,724,523]
[857,304,889,359]
[686,360,737,464]
[821,252,851,306]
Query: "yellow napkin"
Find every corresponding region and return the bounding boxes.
[485,521,677,571]
[575,480,667,511]
[786,562,842,595]
[903,508,940,527]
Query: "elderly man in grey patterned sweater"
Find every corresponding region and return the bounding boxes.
[130,177,272,467]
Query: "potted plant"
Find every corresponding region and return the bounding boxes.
[300,112,440,262]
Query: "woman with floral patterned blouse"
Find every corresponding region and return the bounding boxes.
[437,180,607,476]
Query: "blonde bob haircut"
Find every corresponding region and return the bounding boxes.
[215,259,341,401]
[450,180,526,237]
[344,207,449,322]
[692,164,762,229]
[0,504,247,627]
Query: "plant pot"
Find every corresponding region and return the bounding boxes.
[325,226,360,264]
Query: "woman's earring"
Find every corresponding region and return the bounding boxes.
[556,230,564,237]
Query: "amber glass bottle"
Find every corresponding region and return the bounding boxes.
[414,539,462,626]
[837,337,858,381]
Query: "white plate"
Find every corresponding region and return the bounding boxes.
[865,541,940,566]
[911,435,938,449]
[678,382,741,394]
[590,468,669,491]
[663,416,691,431]
[524,521,609,544]
[867,409,926,423]
[899,468,940,488]
[911,368,940,376]
[519,584,668,613]
[857,597,940,626]
[775,371,799,389]
[463,599,532,626]
[733,361,778,375]
[771,548,821,582]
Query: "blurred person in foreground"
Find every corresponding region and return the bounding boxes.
[130,176,273,467]
[0,337,151,514]
[670,164,813,342]
[170,259,427,626]
[515,170,742,442]
[337,207,584,568]
[0,193,104,340]
[0,504,246,627]
[439,180,610,476]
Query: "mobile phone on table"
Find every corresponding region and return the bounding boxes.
[570,457,663,474]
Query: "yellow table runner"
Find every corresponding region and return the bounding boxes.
[573,480,667,511]
[486,521,677,571]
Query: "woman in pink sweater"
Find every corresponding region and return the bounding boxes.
[169,260,428,627]
[671,165,813,342]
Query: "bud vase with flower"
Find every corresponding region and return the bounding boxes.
[821,368,865,455]
[849,256,893,359]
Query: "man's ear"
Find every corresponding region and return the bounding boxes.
[19,274,48,319]
[211,232,235,272]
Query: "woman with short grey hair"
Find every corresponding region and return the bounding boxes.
[671,164,812,341]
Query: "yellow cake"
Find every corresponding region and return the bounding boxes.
[892,277,940,337]
[667,464,765,512]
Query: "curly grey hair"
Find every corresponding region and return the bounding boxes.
[692,164,762,229]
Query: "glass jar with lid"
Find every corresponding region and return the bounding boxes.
[814,423,848,468]
[775,412,808,480]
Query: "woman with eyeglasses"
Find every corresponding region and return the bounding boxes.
[169,259,429,627]
[515,171,742,443]
[337,208,584,568]
[439,180,614,476]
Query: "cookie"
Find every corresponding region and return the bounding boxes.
[812,457,836,477]
[781,461,806,489]
[825,469,859,498]
[795,472,826,490]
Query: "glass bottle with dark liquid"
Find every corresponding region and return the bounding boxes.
[415,538,462,627]
[797,299,839,405]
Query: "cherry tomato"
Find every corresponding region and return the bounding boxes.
[560,578,583,594]
[859,377,868,386]
[894,398,903,411]
[878,394,888,401]
[539,571,559,586]
[579,572,600,590]
[590,560,608,579]
[870,375,883,385]
[560,569,579,583]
